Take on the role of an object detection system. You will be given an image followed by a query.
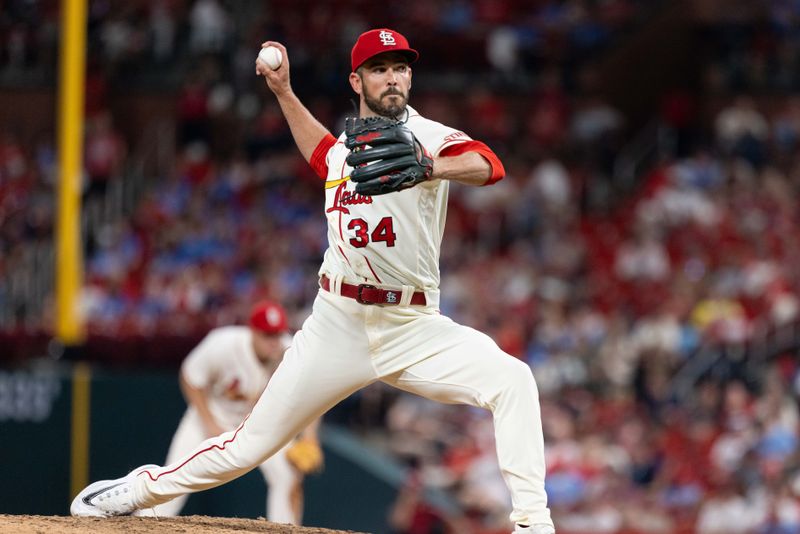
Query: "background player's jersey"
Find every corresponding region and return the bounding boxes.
[181,326,289,429]
[319,106,470,306]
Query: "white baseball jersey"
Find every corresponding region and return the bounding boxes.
[320,105,471,307]
[181,326,285,429]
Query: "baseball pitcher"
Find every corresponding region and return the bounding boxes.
[71,28,554,534]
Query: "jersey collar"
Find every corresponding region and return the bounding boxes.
[404,105,419,120]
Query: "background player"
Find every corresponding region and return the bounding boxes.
[144,300,321,524]
[71,28,554,534]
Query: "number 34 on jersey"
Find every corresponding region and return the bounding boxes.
[326,180,397,248]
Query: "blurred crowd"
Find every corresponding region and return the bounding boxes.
[1,0,646,89]
[3,1,800,534]
[702,0,800,93]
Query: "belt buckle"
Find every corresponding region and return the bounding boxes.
[356,284,377,305]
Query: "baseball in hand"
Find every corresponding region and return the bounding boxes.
[257,46,282,70]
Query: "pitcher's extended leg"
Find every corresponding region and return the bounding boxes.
[148,411,208,516]
[132,294,376,508]
[381,317,552,527]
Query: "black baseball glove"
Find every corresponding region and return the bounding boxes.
[345,117,434,196]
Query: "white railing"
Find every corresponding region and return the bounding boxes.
[670,319,800,401]
[613,120,675,193]
[0,119,174,330]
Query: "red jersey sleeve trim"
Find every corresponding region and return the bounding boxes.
[310,133,337,180]
[438,140,505,185]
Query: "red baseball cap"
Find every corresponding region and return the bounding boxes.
[248,301,288,335]
[351,28,419,71]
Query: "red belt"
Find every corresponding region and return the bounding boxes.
[320,275,427,306]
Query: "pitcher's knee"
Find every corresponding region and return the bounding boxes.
[499,357,538,394]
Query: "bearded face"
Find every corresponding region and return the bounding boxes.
[354,54,412,119]
[362,83,409,118]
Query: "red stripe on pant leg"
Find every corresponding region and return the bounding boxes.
[138,414,251,482]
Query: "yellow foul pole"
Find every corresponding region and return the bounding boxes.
[56,0,87,345]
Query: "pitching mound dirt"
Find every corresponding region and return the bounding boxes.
[0,515,368,534]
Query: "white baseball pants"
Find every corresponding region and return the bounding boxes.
[131,287,552,527]
[149,409,299,523]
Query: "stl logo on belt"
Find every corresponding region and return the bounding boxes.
[379,30,396,46]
